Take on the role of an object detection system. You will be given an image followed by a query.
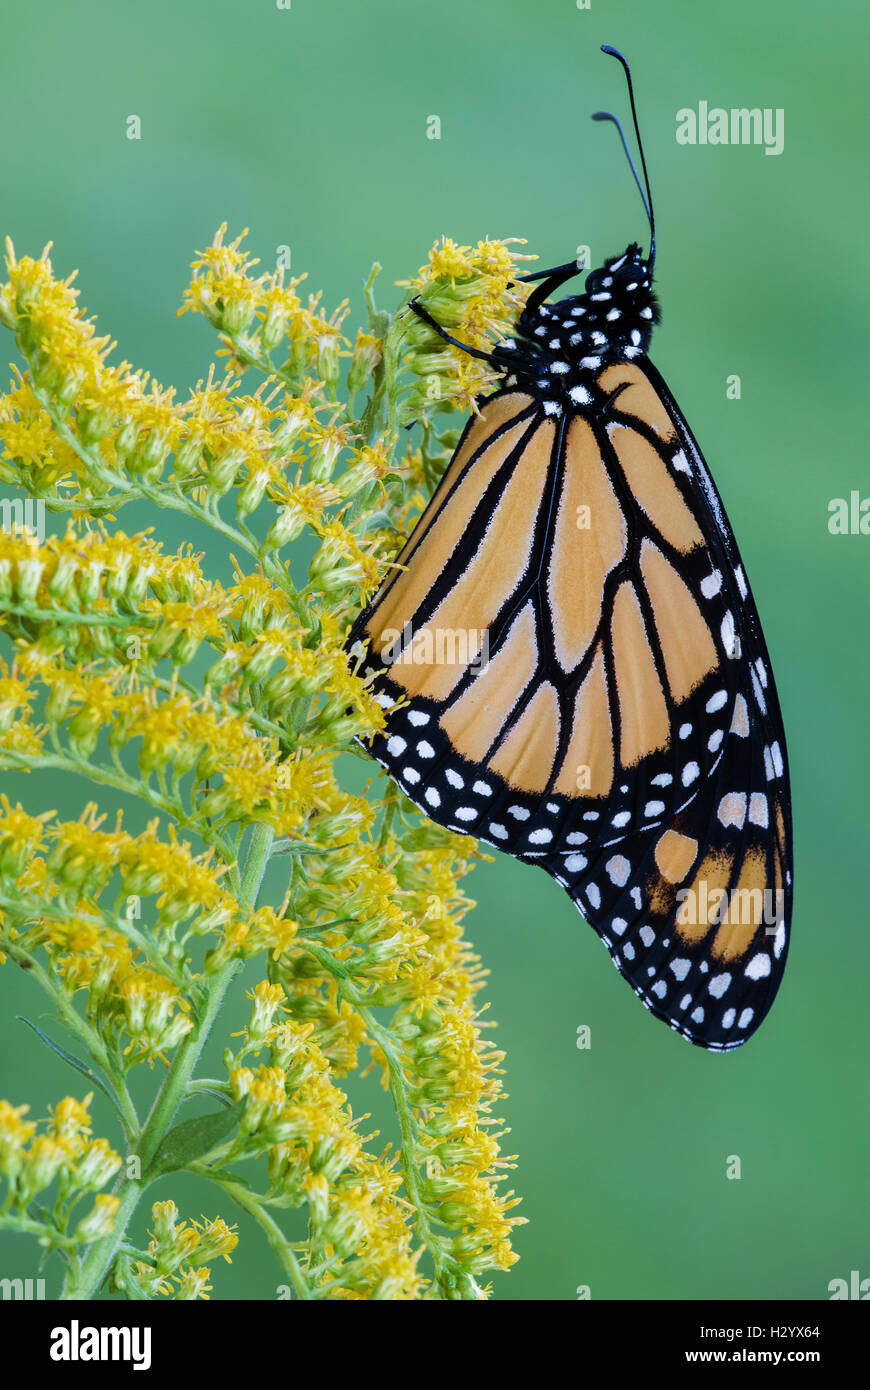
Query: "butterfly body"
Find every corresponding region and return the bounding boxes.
[347,54,792,1052]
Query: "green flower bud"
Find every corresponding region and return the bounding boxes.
[236,467,270,518]
[265,503,307,550]
[76,402,114,445]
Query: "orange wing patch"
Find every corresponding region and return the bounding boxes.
[712,847,768,961]
[366,411,537,648]
[421,420,554,642]
[674,847,735,946]
[553,647,614,798]
[611,580,670,766]
[597,363,676,441]
[392,392,535,571]
[654,830,699,884]
[547,416,626,672]
[640,540,718,702]
[439,603,538,763]
[608,423,704,553]
[488,681,560,792]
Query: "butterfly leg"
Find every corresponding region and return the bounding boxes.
[407,297,500,365]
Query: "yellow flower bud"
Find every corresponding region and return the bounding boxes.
[74,1193,120,1243]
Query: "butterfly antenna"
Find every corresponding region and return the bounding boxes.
[594,45,656,269]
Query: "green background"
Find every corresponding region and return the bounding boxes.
[0,0,867,1301]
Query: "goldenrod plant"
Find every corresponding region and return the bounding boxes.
[0,227,531,1300]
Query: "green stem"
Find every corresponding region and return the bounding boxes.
[58,821,276,1299]
[60,1178,144,1300]
[356,1003,458,1294]
[188,1166,312,1300]
[239,822,275,909]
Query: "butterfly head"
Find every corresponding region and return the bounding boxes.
[498,244,659,405]
[566,242,660,356]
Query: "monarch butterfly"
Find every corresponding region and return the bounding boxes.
[347,45,792,1051]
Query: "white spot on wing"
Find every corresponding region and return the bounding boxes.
[606,855,630,886]
[745,953,771,980]
[529,828,552,845]
[718,793,747,829]
[749,793,768,827]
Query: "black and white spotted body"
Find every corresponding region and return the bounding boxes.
[490,244,660,415]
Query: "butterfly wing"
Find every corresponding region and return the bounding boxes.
[347,362,792,1050]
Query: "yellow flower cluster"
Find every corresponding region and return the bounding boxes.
[179,224,351,388]
[0,226,528,1299]
[229,1017,424,1299]
[226,818,525,1294]
[0,1093,122,1244]
[0,236,400,534]
[132,1200,238,1300]
[397,235,535,419]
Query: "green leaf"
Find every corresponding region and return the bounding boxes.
[17,1016,128,1127]
[183,1086,234,1110]
[147,1101,245,1179]
[207,1167,252,1190]
[271,839,334,858]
